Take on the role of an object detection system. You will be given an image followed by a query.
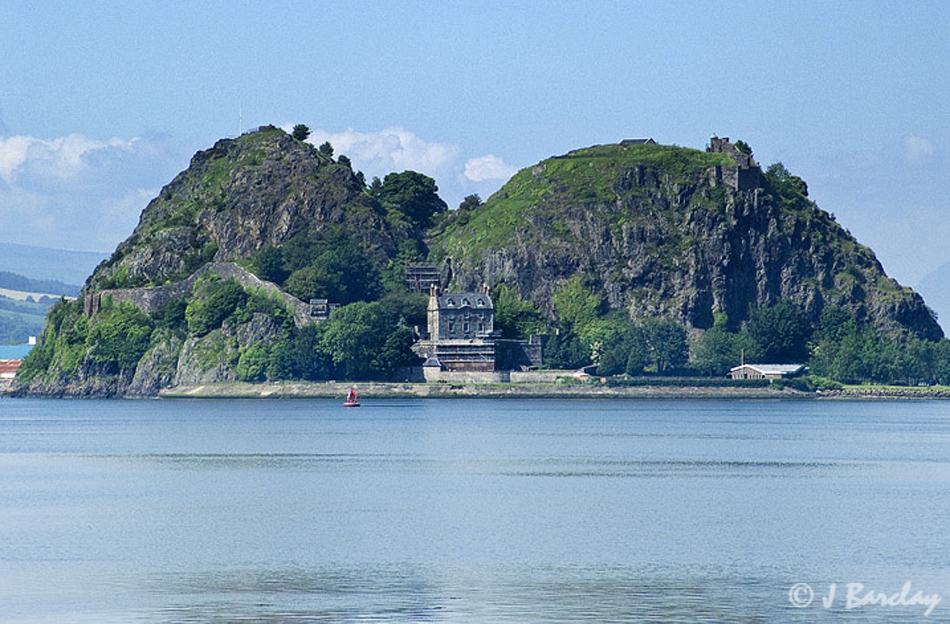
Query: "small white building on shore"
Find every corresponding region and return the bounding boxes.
[727,363,805,381]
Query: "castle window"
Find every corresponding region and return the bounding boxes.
[462,298,470,306]
[463,322,470,333]
[448,321,455,333]
[446,298,455,307]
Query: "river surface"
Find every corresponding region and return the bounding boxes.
[1,398,949,623]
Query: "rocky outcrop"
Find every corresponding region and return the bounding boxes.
[87,126,408,292]
[432,141,942,340]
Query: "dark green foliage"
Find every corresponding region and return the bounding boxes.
[318,141,334,158]
[492,284,547,339]
[373,324,419,377]
[17,298,88,382]
[545,332,591,370]
[764,162,809,199]
[150,297,188,332]
[746,299,811,363]
[251,246,289,284]
[765,162,791,182]
[291,124,311,141]
[87,302,153,372]
[459,194,482,211]
[337,154,352,169]
[378,290,428,327]
[605,376,770,389]
[268,325,333,381]
[283,247,381,305]
[278,227,382,305]
[640,318,689,374]
[185,278,248,336]
[371,171,448,228]
[595,323,648,376]
[236,343,271,382]
[692,321,760,376]
[734,140,752,156]
[318,301,416,379]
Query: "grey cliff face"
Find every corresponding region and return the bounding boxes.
[88,128,398,292]
[441,155,942,341]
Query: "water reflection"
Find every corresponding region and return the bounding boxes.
[3,399,950,622]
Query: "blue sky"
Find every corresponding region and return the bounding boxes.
[2,1,949,291]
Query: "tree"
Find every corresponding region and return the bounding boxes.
[372,324,419,377]
[371,171,448,228]
[544,331,590,370]
[268,324,333,381]
[278,227,382,304]
[734,140,752,156]
[185,279,248,336]
[492,284,547,339]
[595,321,647,376]
[459,194,482,211]
[318,302,392,379]
[552,277,602,339]
[337,154,352,169]
[692,315,761,376]
[283,246,381,305]
[765,162,791,182]
[236,343,271,382]
[87,301,154,372]
[640,318,689,374]
[746,300,811,363]
[318,141,334,159]
[252,246,289,284]
[291,124,311,141]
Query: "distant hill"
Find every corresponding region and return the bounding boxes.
[0,243,106,286]
[916,262,950,334]
[0,270,80,344]
[0,271,80,297]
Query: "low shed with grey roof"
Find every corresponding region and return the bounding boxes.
[728,364,805,381]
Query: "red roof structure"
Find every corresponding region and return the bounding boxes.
[0,359,22,378]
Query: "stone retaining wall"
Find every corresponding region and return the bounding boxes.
[85,262,313,326]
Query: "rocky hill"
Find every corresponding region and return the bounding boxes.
[13,129,943,397]
[87,125,408,292]
[15,126,426,397]
[430,138,941,340]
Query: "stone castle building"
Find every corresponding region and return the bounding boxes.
[706,135,762,191]
[413,285,543,380]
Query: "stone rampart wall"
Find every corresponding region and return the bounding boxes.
[85,262,312,326]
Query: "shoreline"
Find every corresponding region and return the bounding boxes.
[8,380,950,401]
[155,381,950,400]
[159,381,808,400]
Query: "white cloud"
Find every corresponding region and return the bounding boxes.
[282,125,461,181]
[464,154,519,182]
[902,136,936,166]
[0,132,179,252]
[0,134,137,187]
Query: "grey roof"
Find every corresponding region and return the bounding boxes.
[729,363,804,375]
[437,292,492,310]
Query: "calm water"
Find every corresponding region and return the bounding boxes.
[2,398,950,623]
